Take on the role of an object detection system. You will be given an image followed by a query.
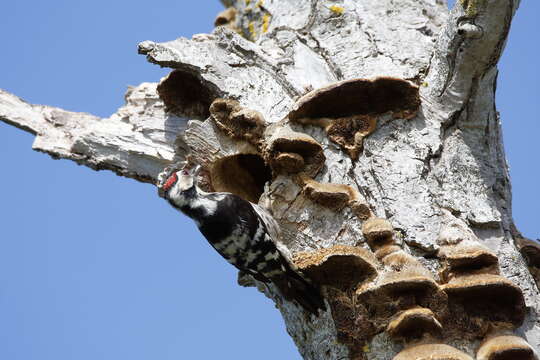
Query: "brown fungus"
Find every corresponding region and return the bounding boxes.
[274,152,304,172]
[362,218,395,250]
[289,77,420,121]
[439,243,499,282]
[209,99,266,147]
[387,307,443,342]
[287,77,420,159]
[302,180,352,210]
[264,128,325,177]
[157,70,218,119]
[293,245,379,291]
[442,274,526,327]
[349,199,372,220]
[477,335,536,360]
[374,244,402,261]
[440,243,498,271]
[393,343,473,360]
[512,229,540,286]
[209,153,272,203]
[214,7,237,27]
[382,250,425,272]
[356,265,447,328]
[325,115,377,159]
[516,236,540,268]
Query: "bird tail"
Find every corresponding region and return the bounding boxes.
[273,267,326,315]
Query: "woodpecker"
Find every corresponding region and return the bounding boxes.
[158,164,326,315]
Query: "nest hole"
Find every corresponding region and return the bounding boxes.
[157,70,218,119]
[210,154,272,203]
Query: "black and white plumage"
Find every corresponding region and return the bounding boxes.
[159,165,325,315]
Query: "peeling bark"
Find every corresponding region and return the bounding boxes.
[1,0,538,359]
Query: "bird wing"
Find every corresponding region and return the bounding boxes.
[251,203,294,264]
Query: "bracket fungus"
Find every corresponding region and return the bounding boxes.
[362,217,395,250]
[374,244,402,262]
[393,343,473,360]
[157,70,218,119]
[293,245,378,291]
[438,242,499,282]
[349,199,372,220]
[209,98,266,147]
[477,335,537,360]
[442,274,526,328]
[214,7,237,28]
[517,237,540,267]
[287,77,420,159]
[387,307,443,342]
[515,236,540,286]
[301,179,354,211]
[297,175,367,214]
[264,127,325,177]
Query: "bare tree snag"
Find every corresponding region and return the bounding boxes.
[1,0,538,359]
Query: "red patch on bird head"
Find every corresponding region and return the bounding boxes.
[162,172,178,192]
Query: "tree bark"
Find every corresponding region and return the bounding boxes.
[2,0,539,359]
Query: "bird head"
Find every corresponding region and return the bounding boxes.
[158,164,201,198]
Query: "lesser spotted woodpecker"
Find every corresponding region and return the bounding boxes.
[158,164,325,315]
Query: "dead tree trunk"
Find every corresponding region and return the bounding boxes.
[2,0,539,359]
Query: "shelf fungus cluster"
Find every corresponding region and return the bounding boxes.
[288,216,536,359]
[359,218,448,348]
[437,219,527,335]
[287,77,420,159]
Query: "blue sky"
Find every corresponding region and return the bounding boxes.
[0,1,538,360]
